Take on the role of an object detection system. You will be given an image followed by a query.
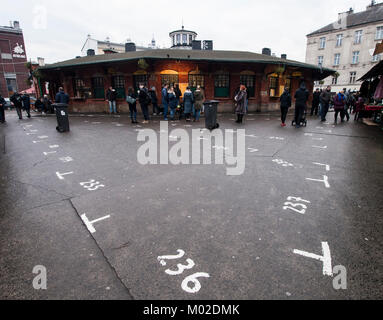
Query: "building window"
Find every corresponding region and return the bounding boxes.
[5,77,17,95]
[214,74,230,98]
[332,77,338,85]
[240,75,256,98]
[354,30,363,44]
[319,37,326,49]
[172,36,175,46]
[189,34,193,45]
[285,78,292,92]
[318,56,324,66]
[73,78,85,98]
[336,34,343,47]
[269,76,279,97]
[350,72,357,84]
[182,34,187,45]
[373,54,382,62]
[188,74,204,90]
[176,34,181,45]
[112,76,125,99]
[133,74,148,91]
[352,51,360,64]
[334,53,340,66]
[161,74,179,87]
[376,26,383,40]
[91,77,105,99]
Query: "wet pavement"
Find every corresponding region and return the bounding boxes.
[0,110,382,300]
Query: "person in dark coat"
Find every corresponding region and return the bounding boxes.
[126,87,138,124]
[55,87,69,104]
[10,92,23,119]
[161,84,169,120]
[311,88,320,116]
[22,94,31,118]
[138,84,151,124]
[167,86,177,120]
[0,94,6,123]
[193,85,204,122]
[333,90,346,124]
[174,84,182,105]
[320,86,332,122]
[280,87,292,127]
[234,85,247,124]
[34,98,43,113]
[183,87,194,121]
[106,87,118,114]
[42,95,52,114]
[149,86,159,116]
[294,82,309,128]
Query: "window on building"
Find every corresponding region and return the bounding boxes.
[112,76,125,99]
[161,74,179,87]
[240,75,256,98]
[91,77,105,99]
[172,35,175,46]
[373,54,382,62]
[319,37,326,49]
[334,53,340,66]
[269,76,279,97]
[285,78,292,92]
[350,72,357,84]
[5,77,17,95]
[214,73,230,98]
[352,51,360,64]
[336,34,343,47]
[318,56,324,66]
[176,34,181,45]
[182,34,187,45]
[354,30,363,44]
[376,26,383,40]
[133,74,148,91]
[73,78,85,98]
[189,34,193,45]
[332,77,338,85]
[188,74,205,90]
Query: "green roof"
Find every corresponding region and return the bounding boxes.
[40,49,334,77]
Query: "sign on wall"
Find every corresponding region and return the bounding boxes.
[13,43,26,59]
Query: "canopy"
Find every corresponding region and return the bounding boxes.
[358,60,383,81]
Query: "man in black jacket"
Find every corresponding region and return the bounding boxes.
[138,84,151,124]
[0,94,6,123]
[311,88,321,116]
[320,86,332,122]
[106,87,118,114]
[22,94,31,118]
[294,82,309,128]
[10,92,23,120]
[55,87,70,104]
[280,87,292,127]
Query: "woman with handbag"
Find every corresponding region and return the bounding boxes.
[127,87,138,124]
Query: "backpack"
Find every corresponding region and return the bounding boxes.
[126,95,136,104]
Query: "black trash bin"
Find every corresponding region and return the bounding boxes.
[54,103,70,132]
[203,100,220,131]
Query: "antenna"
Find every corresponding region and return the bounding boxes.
[182,18,184,29]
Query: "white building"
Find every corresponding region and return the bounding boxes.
[306,1,383,92]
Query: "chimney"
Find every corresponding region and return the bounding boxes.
[262,48,271,56]
[13,21,20,29]
[125,42,136,52]
[367,0,383,9]
[281,54,287,59]
[87,49,95,56]
[37,57,45,67]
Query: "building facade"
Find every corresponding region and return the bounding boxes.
[37,49,333,113]
[306,1,383,92]
[0,21,29,98]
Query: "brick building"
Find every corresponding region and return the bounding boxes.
[37,49,334,113]
[0,21,29,98]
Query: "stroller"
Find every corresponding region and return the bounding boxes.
[292,107,308,127]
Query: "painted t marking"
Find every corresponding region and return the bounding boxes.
[312,145,328,149]
[306,175,330,188]
[49,145,59,149]
[56,171,74,180]
[38,136,49,139]
[294,242,333,276]
[313,162,331,171]
[43,151,57,156]
[81,214,111,234]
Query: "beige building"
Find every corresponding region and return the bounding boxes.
[306,1,383,92]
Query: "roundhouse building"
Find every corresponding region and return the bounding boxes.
[37,48,334,113]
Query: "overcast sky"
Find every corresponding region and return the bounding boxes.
[0,0,373,64]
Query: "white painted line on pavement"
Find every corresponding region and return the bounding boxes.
[306,175,330,188]
[81,214,111,234]
[313,162,331,171]
[56,171,74,180]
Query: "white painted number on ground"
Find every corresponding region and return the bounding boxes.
[273,159,294,167]
[283,197,311,215]
[59,156,73,163]
[80,180,105,191]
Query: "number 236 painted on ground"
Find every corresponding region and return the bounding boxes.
[157,249,210,294]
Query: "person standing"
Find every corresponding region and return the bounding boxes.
[22,94,31,118]
[162,84,169,121]
[234,85,247,124]
[193,85,204,122]
[138,84,151,124]
[42,95,52,114]
[126,87,138,124]
[311,88,320,116]
[149,86,159,116]
[168,86,177,121]
[280,87,292,127]
[174,84,182,106]
[333,90,346,124]
[0,94,6,123]
[294,82,309,128]
[10,92,23,120]
[106,87,118,114]
[183,87,194,122]
[320,86,332,122]
[55,87,69,104]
